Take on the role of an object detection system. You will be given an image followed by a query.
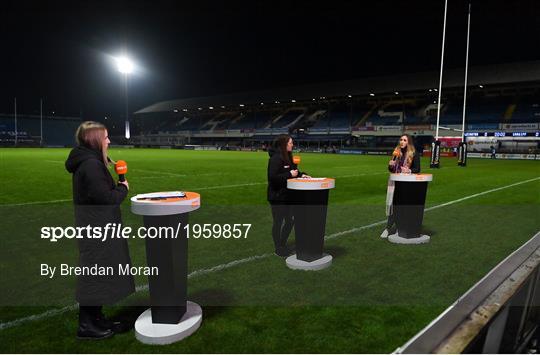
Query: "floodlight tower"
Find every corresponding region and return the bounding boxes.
[116,56,134,139]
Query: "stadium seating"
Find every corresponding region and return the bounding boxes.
[132,93,538,136]
[511,100,540,123]
[0,116,79,146]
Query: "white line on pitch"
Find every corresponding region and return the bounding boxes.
[2,173,385,206]
[1,173,536,207]
[0,199,73,207]
[424,176,540,211]
[1,176,538,331]
[134,169,187,177]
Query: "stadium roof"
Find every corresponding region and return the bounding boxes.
[135,61,540,114]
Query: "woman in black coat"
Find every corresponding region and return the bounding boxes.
[380,134,421,239]
[267,134,309,257]
[65,121,134,340]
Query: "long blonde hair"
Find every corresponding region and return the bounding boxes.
[394,134,416,167]
[75,121,109,165]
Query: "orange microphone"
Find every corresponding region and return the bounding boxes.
[392,149,400,161]
[293,155,301,165]
[114,160,128,182]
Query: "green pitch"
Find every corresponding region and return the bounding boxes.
[0,148,539,353]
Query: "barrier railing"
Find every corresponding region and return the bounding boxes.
[396,232,540,354]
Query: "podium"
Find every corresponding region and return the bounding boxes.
[131,191,202,345]
[286,178,335,270]
[388,174,433,244]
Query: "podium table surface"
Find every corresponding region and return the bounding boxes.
[131,191,201,216]
[390,173,433,182]
[287,178,335,190]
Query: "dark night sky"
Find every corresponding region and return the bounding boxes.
[2,0,539,123]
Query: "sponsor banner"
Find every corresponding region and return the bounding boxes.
[467,123,499,130]
[339,149,364,155]
[439,137,462,148]
[353,126,375,131]
[366,151,388,155]
[424,150,457,157]
[405,124,431,131]
[468,152,538,160]
[500,123,539,130]
[375,125,402,131]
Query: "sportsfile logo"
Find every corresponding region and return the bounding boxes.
[41,224,141,242]
[41,223,252,242]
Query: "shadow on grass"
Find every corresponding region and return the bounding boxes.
[104,287,235,325]
[105,305,147,333]
[422,227,437,237]
[324,245,347,258]
[190,288,235,312]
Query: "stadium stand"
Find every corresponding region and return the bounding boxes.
[134,62,539,137]
[0,114,81,147]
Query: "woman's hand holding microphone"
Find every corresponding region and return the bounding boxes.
[114,160,130,190]
[389,148,400,166]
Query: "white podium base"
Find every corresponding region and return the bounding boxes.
[388,233,430,245]
[286,253,332,271]
[135,301,202,345]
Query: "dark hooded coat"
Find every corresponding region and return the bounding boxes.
[65,146,135,305]
[267,147,305,203]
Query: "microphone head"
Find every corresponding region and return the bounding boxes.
[115,160,128,175]
[293,155,301,165]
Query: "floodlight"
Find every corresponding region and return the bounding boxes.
[116,56,134,74]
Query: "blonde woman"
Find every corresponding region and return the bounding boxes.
[381,134,420,238]
[65,121,134,339]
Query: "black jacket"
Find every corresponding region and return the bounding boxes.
[267,147,304,203]
[388,147,421,174]
[65,146,135,305]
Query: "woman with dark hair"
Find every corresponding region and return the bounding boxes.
[65,121,134,339]
[380,134,421,238]
[267,134,310,256]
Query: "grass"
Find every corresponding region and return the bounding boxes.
[0,148,539,353]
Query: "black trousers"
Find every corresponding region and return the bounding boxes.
[270,203,294,250]
[79,305,103,323]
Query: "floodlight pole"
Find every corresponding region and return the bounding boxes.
[14,98,17,147]
[40,98,43,147]
[124,72,130,139]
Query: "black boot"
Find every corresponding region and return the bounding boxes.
[77,306,114,340]
[275,246,293,257]
[95,313,131,334]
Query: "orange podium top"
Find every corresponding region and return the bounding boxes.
[287,177,335,190]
